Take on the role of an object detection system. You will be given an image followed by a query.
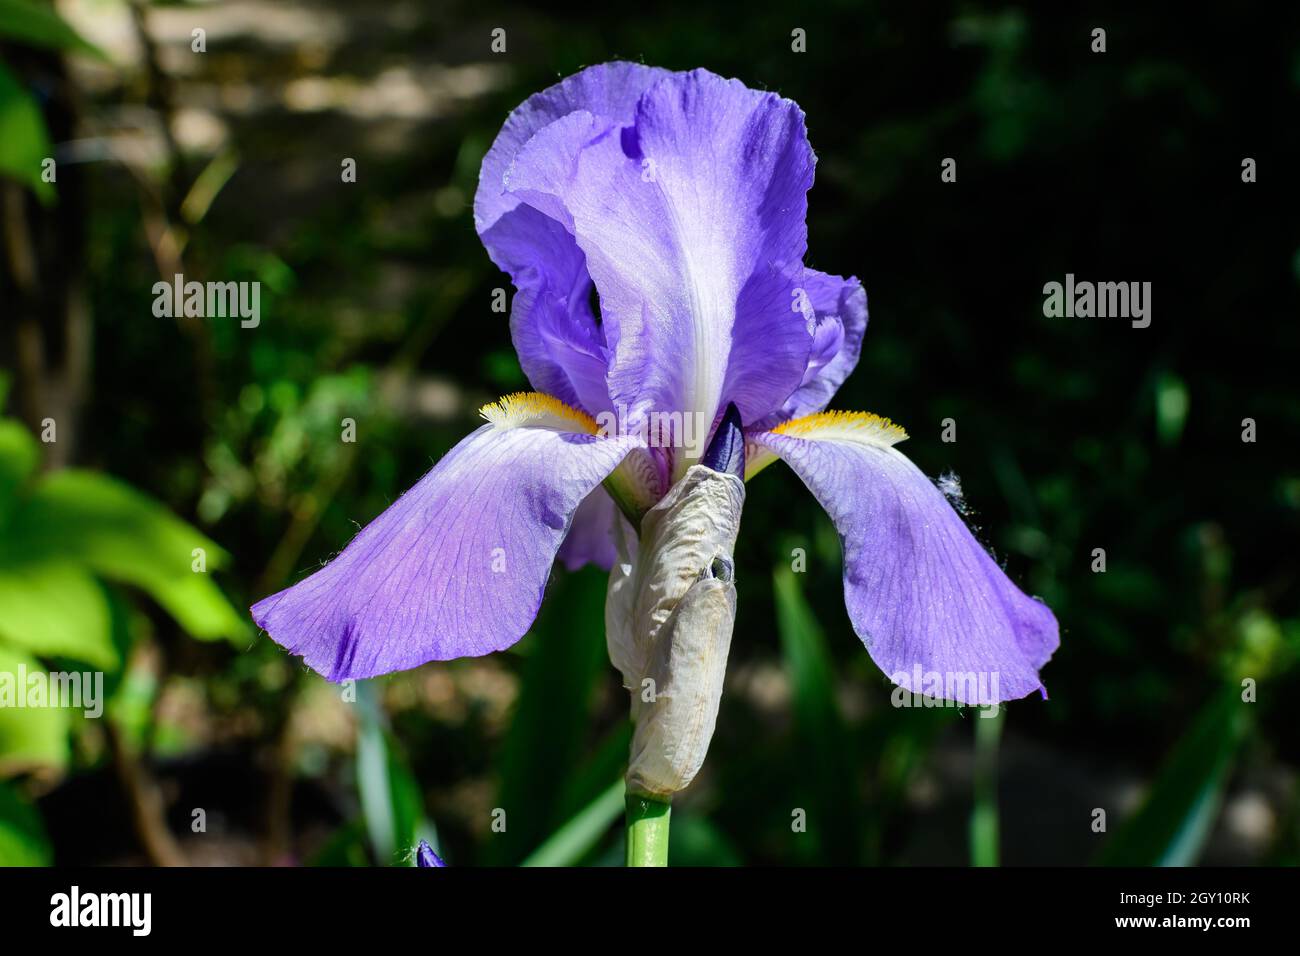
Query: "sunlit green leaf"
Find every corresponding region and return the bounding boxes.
[520,778,624,868]
[355,681,428,865]
[0,418,38,521]
[0,60,54,203]
[1,470,248,642]
[0,560,117,669]
[0,647,70,774]
[0,0,106,58]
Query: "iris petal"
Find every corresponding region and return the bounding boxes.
[252,399,637,680]
[504,69,818,470]
[478,205,611,415]
[556,487,623,572]
[762,271,869,426]
[752,415,1058,704]
[475,63,670,417]
[474,62,670,236]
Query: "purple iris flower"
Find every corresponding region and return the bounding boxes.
[251,63,1058,706]
[415,840,445,868]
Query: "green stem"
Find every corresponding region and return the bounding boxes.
[969,704,1004,867]
[625,792,671,866]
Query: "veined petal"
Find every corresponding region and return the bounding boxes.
[475,64,669,418]
[252,394,637,680]
[556,486,622,572]
[505,69,817,474]
[752,413,1058,704]
[478,205,612,415]
[773,271,869,423]
[474,61,670,235]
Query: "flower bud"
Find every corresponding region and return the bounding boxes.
[605,463,745,799]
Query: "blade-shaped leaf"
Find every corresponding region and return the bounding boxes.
[489,566,610,863]
[355,681,428,865]
[520,778,624,868]
[773,565,860,863]
[1098,684,1251,866]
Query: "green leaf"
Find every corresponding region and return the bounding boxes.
[355,681,428,865]
[0,780,51,865]
[773,565,860,863]
[0,418,39,521]
[0,561,117,669]
[1154,370,1189,447]
[667,812,743,866]
[0,647,71,774]
[2,470,248,642]
[309,818,370,867]
[489,566,610,863]
[0,0,106,58]
[969,705,1004,867]
[520,778,624,867]
[553,719,631,824]
[1098,684,1251,866]
[0,60,54,203]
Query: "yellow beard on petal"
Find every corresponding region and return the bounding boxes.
[771,409,908,446]
[479,392,599,434]
[745,410,908,481]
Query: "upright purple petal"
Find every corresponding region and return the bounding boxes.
[475,63,669,417]
[252,418,636,680]
[773,271,869,422]
[474,62,671,235]
[479,205,612,415]
[753,417,1058,704]
[505,69,817,471]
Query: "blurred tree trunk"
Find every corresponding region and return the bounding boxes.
[1,52,90,471]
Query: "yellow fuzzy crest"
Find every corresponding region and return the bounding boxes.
[771,409,908,447]
[479,392,598,434]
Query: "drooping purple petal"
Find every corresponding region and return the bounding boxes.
[505,69,818,469]
[556,486,622,572]
[252,423,636,681]
[753,422,1058,704]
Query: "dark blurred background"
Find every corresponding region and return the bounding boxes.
[1,0,1297,866]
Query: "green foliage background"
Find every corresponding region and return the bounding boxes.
[0,0,1297,866]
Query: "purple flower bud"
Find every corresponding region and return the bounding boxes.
[700,402,745,478]
[416,840,445,868]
